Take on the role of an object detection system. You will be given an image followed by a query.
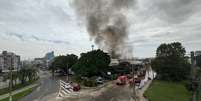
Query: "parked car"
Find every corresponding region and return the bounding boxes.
[96,77,104,84]
[116,75,128,85]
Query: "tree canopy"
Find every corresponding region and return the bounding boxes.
[152,42,190,81]
[50,54,78,74]
[72,49,111,77]
[19,64,38,84]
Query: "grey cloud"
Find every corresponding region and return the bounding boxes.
[6,33,70,45]
[31,35,70,45]
[7,33,25,41]
[0,0,16,11]
[0,0,72,30]
[47,40,69,44]
[150,0,201,23]
[151,32,177,39]
[0,0,72,45]
[149,29,201,49]
[180,32,201,43]
[31,35,40,41]
[128,37,148,44]
[1,0,201,59]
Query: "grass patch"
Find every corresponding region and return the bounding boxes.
[0,80,37,95]
[144,80,191,101]
[0,87,35,101]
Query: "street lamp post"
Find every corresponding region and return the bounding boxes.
[91,45,94,51]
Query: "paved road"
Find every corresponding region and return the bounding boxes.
[34,80,153,101]
[92,85,134,101]
[20,70,153,101]
[57,82,135,101]
[0,84,38,100]
[20,71,61,101]
[58,80,153,101]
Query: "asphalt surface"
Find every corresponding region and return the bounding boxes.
[92,85,134,101]
[20,70,154,101]
[60,84,135,101]
[20,71,60,101]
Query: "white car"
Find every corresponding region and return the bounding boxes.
[96,77,104,84]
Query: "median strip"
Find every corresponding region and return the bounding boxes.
[0,84,38,101]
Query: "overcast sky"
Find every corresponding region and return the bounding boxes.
[0,0,201,60]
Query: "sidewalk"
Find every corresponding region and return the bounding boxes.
[137,80,153,101]
[0,84,38,100]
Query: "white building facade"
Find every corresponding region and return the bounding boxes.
[0,51,21,71]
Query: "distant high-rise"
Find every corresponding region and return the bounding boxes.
[0,51,21,71]
[33,51,55,69]
[45,51,54,61]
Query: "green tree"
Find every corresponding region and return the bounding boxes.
[26,67,38,82]
[19,64,38,84]
[72,49,110,77]
[152,42,190,81]
[65,54,79,70]
[18,67,28,85]
[12,72,18,86]
[50,54,78,75]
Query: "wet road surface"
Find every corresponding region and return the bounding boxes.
[20,71,61,101]
[61,83,135,101]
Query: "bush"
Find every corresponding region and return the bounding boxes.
[73,76,83,83]
[111,74,118,80]
[83,78,97,87]
[72,76,98,87]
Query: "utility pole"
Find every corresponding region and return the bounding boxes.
[9,57,13,101]
[132,64,137,101]
[191,52,196,82]
[67,63,69,82]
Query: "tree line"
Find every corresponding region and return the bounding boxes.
[151,42,190,81]
[50,42,201,83]
[3,64,38,87]
[49,49,111,78]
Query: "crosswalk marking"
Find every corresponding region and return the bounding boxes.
[57,80,75,98]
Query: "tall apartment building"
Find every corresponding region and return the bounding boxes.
[195,51,201,56]
[0,51,21,71]
[195,51,201,66]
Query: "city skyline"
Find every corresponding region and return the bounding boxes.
[0,0,201,59]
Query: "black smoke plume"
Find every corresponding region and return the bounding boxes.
[73,0,134,58]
